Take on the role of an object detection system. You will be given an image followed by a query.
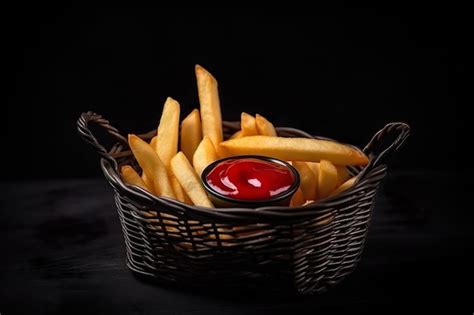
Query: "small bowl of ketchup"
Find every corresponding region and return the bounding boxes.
[201,155,300,208]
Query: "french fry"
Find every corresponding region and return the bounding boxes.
[219,136,369,166]
[215,146,231,159]
[290,187,305,207]
[184,191,193,205]
[240,112,258,137]
[128,134,175,199]
[171,152,214,208]
[141,136,158,191]
[336,165,351,184]
[153,98,185,202]
[170,173,187,203]
[154,97,180,167]
[195,65,223,149]
[230,130,243,139]
[292,161,318,201]
[307,162,320,200]
[318,160,339,199]
[181,109,202,162]
[121,165,151,192]
[256,114,277,137]
[330,177,356,197]
[193,137,218,176]
[307,162,320,181]
[143,175,153,192]
[149,136,158,149]
[141,172,153,192]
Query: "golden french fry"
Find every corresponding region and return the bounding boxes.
[184,191,193,205]
[193,137,218,176]
[154,97,180,167]
[215,146,231,159]
[330,177,357,197]
[240,112,258,137]
[121,165,151,192]
[171,152,214,208]
[336,165,351,184]
[149,136,158,148]
[141,136,158,190]
[170,172,187,203]
[307,162,320,200]
[128,134,175,199]
[141,173,153,192]
[229,130,243,139]
[181,109,202,163]
[290,187,306,207]
[195,65,223,149]
[219,136,369,166]
[307,162,320,181]
[293,161,318,201]
[318,160,339,199]
[256,114,277,137]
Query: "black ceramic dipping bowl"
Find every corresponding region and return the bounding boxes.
[201,155,300,208]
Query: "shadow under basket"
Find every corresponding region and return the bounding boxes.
[77,112,410,295]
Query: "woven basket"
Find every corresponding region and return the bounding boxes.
[77,112,410,295]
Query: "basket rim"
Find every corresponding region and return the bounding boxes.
[101,158,387,222]
[100,123,389,220]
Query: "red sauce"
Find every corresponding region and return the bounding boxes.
[205,158,295,200]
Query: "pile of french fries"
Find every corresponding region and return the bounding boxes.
[121,65,369,208]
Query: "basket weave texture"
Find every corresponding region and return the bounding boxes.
[77,112,409,294]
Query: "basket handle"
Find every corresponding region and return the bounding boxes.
[76,111,128,168]
[357,122,410,178]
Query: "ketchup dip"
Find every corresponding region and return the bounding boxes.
[201,156,300,207]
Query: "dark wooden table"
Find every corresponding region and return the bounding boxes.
[1,171,472,314]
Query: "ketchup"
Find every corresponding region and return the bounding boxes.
[205,158,295,200]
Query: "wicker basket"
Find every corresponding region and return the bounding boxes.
[77,112,410,295]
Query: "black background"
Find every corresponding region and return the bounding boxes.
[5,5,466,179]
[3,4,471,315]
